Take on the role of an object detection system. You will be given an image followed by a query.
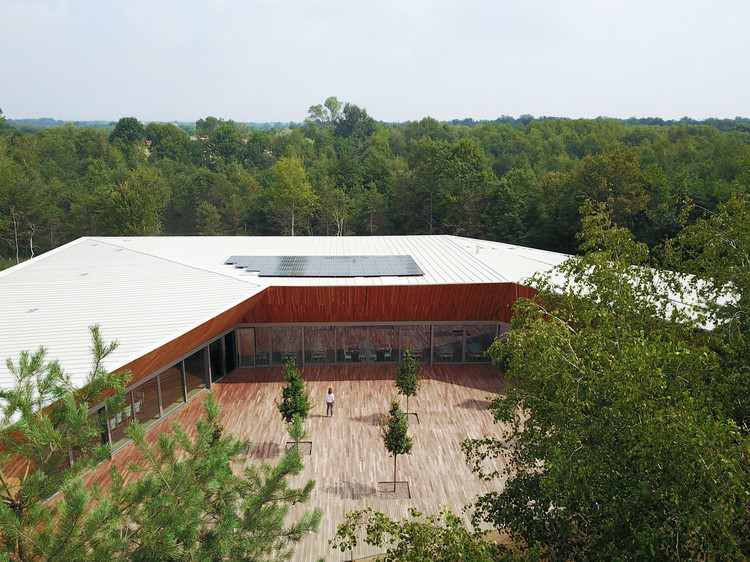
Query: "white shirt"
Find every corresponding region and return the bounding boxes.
[326,392,334,403]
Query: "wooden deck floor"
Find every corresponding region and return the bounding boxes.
[85,364,512,561]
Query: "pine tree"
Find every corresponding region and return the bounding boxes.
[380,399,413,492]
[277,359,312,424]
[394,348,422,414]
[91,392,322,560]
[0,325,130,561]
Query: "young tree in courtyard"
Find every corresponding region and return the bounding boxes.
[286,412,310,453]
[394,348,422,414]
[380,398,413,492]
[277,359,312,424]
[0,326,130,561]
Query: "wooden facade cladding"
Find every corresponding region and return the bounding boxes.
[244,283,537,324]
[116,282,536,385]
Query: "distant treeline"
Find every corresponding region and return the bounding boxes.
[1,100,749,266]
[6,118,294,134]
[9,114,750,134]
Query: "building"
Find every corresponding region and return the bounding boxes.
[0,235,567,452]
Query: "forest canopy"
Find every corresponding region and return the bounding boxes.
[1,100,749,267]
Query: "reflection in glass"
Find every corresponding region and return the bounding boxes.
[209,339,224,383]
[338,326,367,362]
[237,328,255,368]
[433,325,464,363]
[134,378,160,426]
[160,365,185,415]
[400,326,431,363]
[271,326,303,365]
[184,348,207,399]
[109,392,134,448]
[255,327,270,365]
[305,326,335,363]
[224,331,236,373]
[464,324,496,362]
[370,326,398,362]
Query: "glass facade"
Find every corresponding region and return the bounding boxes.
[209,339,224,383]
[237,328,255,368]
[159,365,185,415]
[433,325,464,363]
[271,326,303,365]
[224,331,236,373]
[101,321,500,453]
[255,327,270,365]
[134,378,160,426]
[305,326,335,363]
[465,324,497,362]
[184,348,207,399]
[400,325,431,362]
[370,326,398,362]
[338,326,367,362]
[109,391,135,448]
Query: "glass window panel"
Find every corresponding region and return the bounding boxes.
[433,325,463,363]
[209,339,224,383]
[160,365,185,415]
[133,378,160,426]
[224,331,236,373]
[108,392,135,449]
[237,328,255,368]
[370,326,398,362]
[400,325,431,363]
[185,348,207,399]
[255,327,271,365]
[338,326,367,362]
[465,324,496,362]
[271,326,302,366]
[305,326,335,363]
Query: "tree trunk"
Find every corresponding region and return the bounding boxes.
[393,454,397,492]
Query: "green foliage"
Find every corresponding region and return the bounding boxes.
[277,360,312,424]
[0,325,130,561]
[86,392,322,561]
[2,105,750,258]
[330,506,501,561]
[109,117,145,146]
[108,167,170,235]
[380,398,413,489]
[394,348,422,413]
[195,200,222,235]
[463,205,750,559]
[86,393,322,560]
[267,151,318,235]
[286,413,309,449]
[666,193,750,430]
[306,96,342,127]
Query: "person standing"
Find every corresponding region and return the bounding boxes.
[326,387,335,416]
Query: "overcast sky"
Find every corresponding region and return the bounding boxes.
[1,0,748,123]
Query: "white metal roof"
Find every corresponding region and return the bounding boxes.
[0,235,568,391]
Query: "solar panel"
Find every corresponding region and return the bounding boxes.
[223,256,424,277]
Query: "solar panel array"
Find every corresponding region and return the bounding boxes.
[224,255,424,277]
